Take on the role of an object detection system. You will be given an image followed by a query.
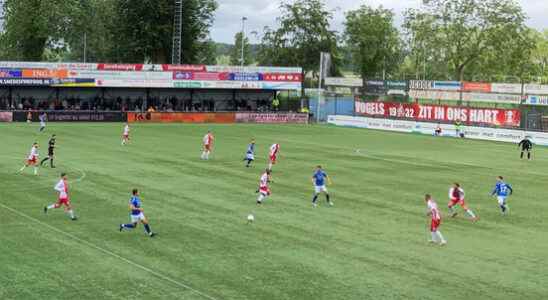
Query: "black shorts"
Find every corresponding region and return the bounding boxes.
[48,149,54,156]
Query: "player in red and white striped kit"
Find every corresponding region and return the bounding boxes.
[268,143,280,170]
[19,142,39,175]
[44,173,77,220]
[121,123,130,145]
[447,183,478,221]
[256,169,272,204]
[201,130,214,160]
[425,194,446,245]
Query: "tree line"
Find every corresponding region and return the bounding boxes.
[1,0,547,85]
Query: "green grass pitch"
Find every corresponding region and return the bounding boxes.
[1,122,547,300]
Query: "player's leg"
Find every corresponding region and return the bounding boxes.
[19,163,28,172]
[50,155,55,168]
[527,149,531,160]
[257,193,266,204]
[323,187,333,206]
[461,202,477,220]
[312,186,320,207]
[32,162,38,175]
[44,199,62,213]
[435,230,447,245]
[497,197,507,214]
[520,150,524,159]
[64,202,77,220]
[121,214,138,231]
[140,217,154,237]
[447,199,458,217]
[40,156,49,166]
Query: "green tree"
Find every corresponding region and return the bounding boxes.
[112,0,217,64]
[0,0,81,60]
[258,0,339,96]
[229,32,252,66]
[404,0,533,81]
[344,5,403,84]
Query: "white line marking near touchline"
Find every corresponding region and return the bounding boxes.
[0,203,219,300]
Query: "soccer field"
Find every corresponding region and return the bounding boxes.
[1,123,547,300]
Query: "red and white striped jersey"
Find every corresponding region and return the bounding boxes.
[259,172,269,190]
[123,125,130,135]
[203,133,213,146]
[55,179,69,199]
[28,146,38,159]
[269,144,279,156]
[449,187,465,200]
[427,199,441,220]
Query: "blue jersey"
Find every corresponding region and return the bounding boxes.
[492,181,512,197]
[313,170,328,186]
[39,114,46,122]
[246,143,255,155]
[130,196,142,215]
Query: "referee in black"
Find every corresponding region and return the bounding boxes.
[40,134,56,168]
[518,136,533,160]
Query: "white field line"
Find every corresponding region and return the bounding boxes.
[0,202,219,300]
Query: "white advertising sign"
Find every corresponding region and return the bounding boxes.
[327,115,548,146]
[491,83,522,94]
[524,84,548,95]
[325,77,363,87]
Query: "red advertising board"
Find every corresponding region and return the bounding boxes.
[463,82,492,93]
[355,101,520,127]
[263,73,302,82]
[97,64,144,71]
[162,64,206,72]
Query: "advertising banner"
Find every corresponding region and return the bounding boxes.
[13,111,126,122]
[328,115,548,146]
[263,73,302,82]
[0,78,53,86]
[490,83,522,94]
[325,77,363,87]
[22,69,68,79]
[354,101,520,127]
[433,81,461,91]
[463,82,491,92]
[0,112,13,122]
[127,112,236,123]
[409,89,460,101]
[50,78,96,87]
[409,80,434,90]
[524,84,548,95]
[0,69,22,78]
[206,65,302,74]
[525,95,548,106]
[95,79,172,88]
[229,73,262,81]
[235,113,308,124]
[409,90,521,104]
[161,64,206,72]
[97,64,144,71]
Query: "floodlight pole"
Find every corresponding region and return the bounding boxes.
[317,53,323,123]
[241,17,247,67]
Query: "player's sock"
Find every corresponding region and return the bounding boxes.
[436,231,446,244]
[144,224,152,235]
[326,194,331,203]
[268,163,273,170]
[67,210,75,219]
[122,223,135,229]
[430,232,438,242]
[312,194,318,204]
[47,204,56,209]
[528,152,531,160]
[465,209,476,219]
[40,127,44,132]
[40,157,48,166]
[500,205,506,213]
[448,205,455,214]
[520,151,524,159]
[19,165,26,172]
[50,158,54,168]
[33,167,38,175]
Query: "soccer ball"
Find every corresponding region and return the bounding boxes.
[247,214,254,222]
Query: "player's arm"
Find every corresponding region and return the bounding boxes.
[129,203,143,212]
[508,185,513,195]
[54,182,63,193]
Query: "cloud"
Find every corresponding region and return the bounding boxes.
[211,0,548,44]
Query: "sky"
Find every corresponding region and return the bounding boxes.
[211,0,548,44]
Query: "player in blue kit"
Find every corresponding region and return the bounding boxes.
[119,189,155,237]
[491,176,513,215]
[244,139,256,167]
[312,165,333,207]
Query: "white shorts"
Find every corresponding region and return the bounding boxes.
[40,122,46,127]
[497,196,507,205]
[246,153,254,160]
[130,213,145,223]
[315,185,328,194]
